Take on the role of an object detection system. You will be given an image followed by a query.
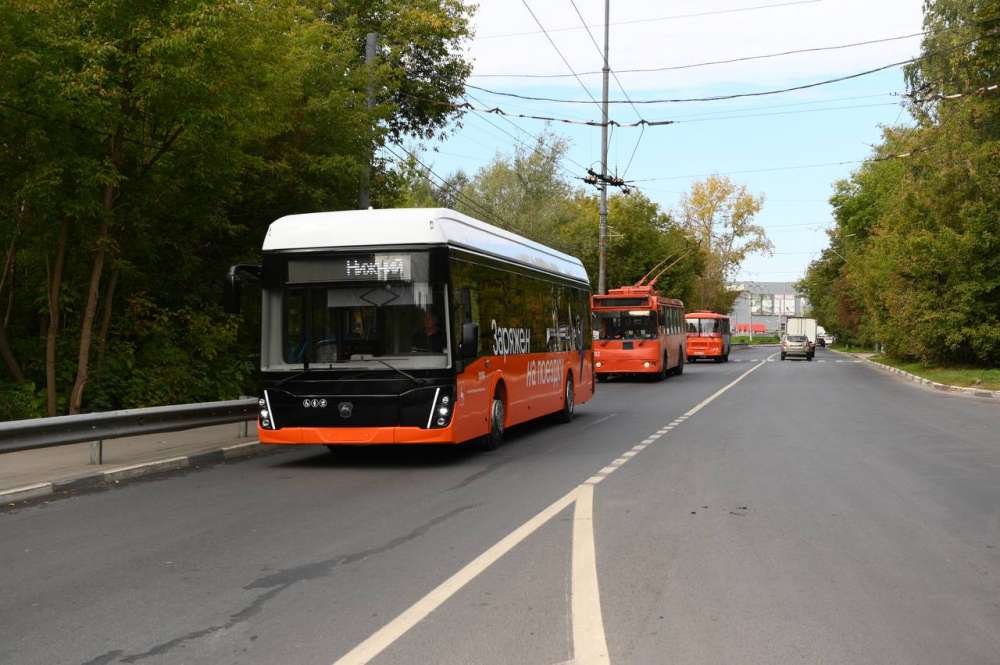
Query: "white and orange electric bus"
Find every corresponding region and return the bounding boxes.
[591,284,686,381]
[225,208,594,450]
[685,310,732,362]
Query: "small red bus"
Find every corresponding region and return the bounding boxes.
[685,311,732,363]
[591,285,686,381]
[225,208,594,450]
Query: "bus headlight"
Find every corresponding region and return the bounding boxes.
[643,361,651,368]
[427,387,455,428]
[595,361,602,368]
[260,409,269,419]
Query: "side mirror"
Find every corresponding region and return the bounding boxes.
[224,264,262,315]
[223,272,242,314]
[461,322,479,359]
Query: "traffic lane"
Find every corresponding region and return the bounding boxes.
[596,346,1000,664]
[0,353,751,665]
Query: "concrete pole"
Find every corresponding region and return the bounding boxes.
[359,32,378,210]
[597,0,610,294]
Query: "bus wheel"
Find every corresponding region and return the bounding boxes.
[656,357,668,381]
[675,350,685,375]
[556,376,575,423]
[596,374,608,383]
[480,395,505,450]
[722,352,729,363]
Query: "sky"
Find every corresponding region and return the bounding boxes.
[412,0,925,283]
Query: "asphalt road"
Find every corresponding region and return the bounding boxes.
[2,346,999,665]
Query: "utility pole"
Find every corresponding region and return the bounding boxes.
[359,31,378,210]
[597,0,610,294]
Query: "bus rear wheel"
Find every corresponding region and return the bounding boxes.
[555,376,575,423]
[675,350,685,375]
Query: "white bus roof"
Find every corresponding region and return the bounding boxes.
[263,208,590,285]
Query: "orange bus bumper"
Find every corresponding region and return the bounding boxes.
[259,424,461,446]
[594,350,662,374]
[686,338,723,359]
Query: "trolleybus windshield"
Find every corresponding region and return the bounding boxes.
[264,251,450,370]
[596,310,658,340]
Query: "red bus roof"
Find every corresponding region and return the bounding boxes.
[685,310,729,319]
[592,284,684,309]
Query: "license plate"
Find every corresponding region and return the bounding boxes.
[694,351,705,355]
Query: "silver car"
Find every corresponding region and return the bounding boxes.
[781,334,813,361]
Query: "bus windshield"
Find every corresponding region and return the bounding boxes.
[687,317,724,335]
[282,283,448,367]
[596,311,657,340]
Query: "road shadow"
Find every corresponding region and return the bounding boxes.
[270,410,597,471]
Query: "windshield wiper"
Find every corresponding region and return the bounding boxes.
[276,367,314,387]
[367,358,426,387]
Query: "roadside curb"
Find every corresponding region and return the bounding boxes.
[835,350,1000,401]
[1,441,277,507]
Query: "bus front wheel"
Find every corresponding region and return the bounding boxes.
[480,395,505,451]
[675,350,685,375]
[555,376,575,423]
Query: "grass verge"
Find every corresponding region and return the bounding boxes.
[871,355,1000,391]
[732,335,780,345]
[831,342,876,354]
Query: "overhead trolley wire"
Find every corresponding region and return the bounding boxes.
[384,143,511,229]
[626,148,929,183]
[518,0,603,116]
[467,59,916,105]
[474,0,822,41]
[566,0,646,177]
[466,33,995,106]
[470,30,936,78]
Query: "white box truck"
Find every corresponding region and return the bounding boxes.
[786,317,818,347]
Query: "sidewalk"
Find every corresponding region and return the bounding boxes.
[1,421,268,503]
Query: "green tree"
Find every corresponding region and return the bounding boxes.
[678,175,771,312]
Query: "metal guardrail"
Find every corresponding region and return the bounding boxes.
[0,398,259,456]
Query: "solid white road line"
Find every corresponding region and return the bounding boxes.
[683,352,775,418]
[572,483,611,665]
[330,354,772,665]
[330,488,580,665]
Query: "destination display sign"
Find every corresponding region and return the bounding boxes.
[288,254,412,283]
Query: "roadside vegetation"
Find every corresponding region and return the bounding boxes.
[799,0,1000,371]
[0,1,771,419]
[871,357,1000,391]
[732,335,780,345]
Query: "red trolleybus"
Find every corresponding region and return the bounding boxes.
[685,310,732,363]
[591,284,686,381]
[225,208,594,450]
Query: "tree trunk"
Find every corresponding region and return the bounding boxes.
[95,266,119,370]
[0,227,25,383]
[68,212,110,415]
[46,218,70,415]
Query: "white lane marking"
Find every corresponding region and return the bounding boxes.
[621,451,637,458]
[331,488,580,665]
[590,413,619,426]
[572,483,611,665]
[331,355,770,665]
[683,352,774,418]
